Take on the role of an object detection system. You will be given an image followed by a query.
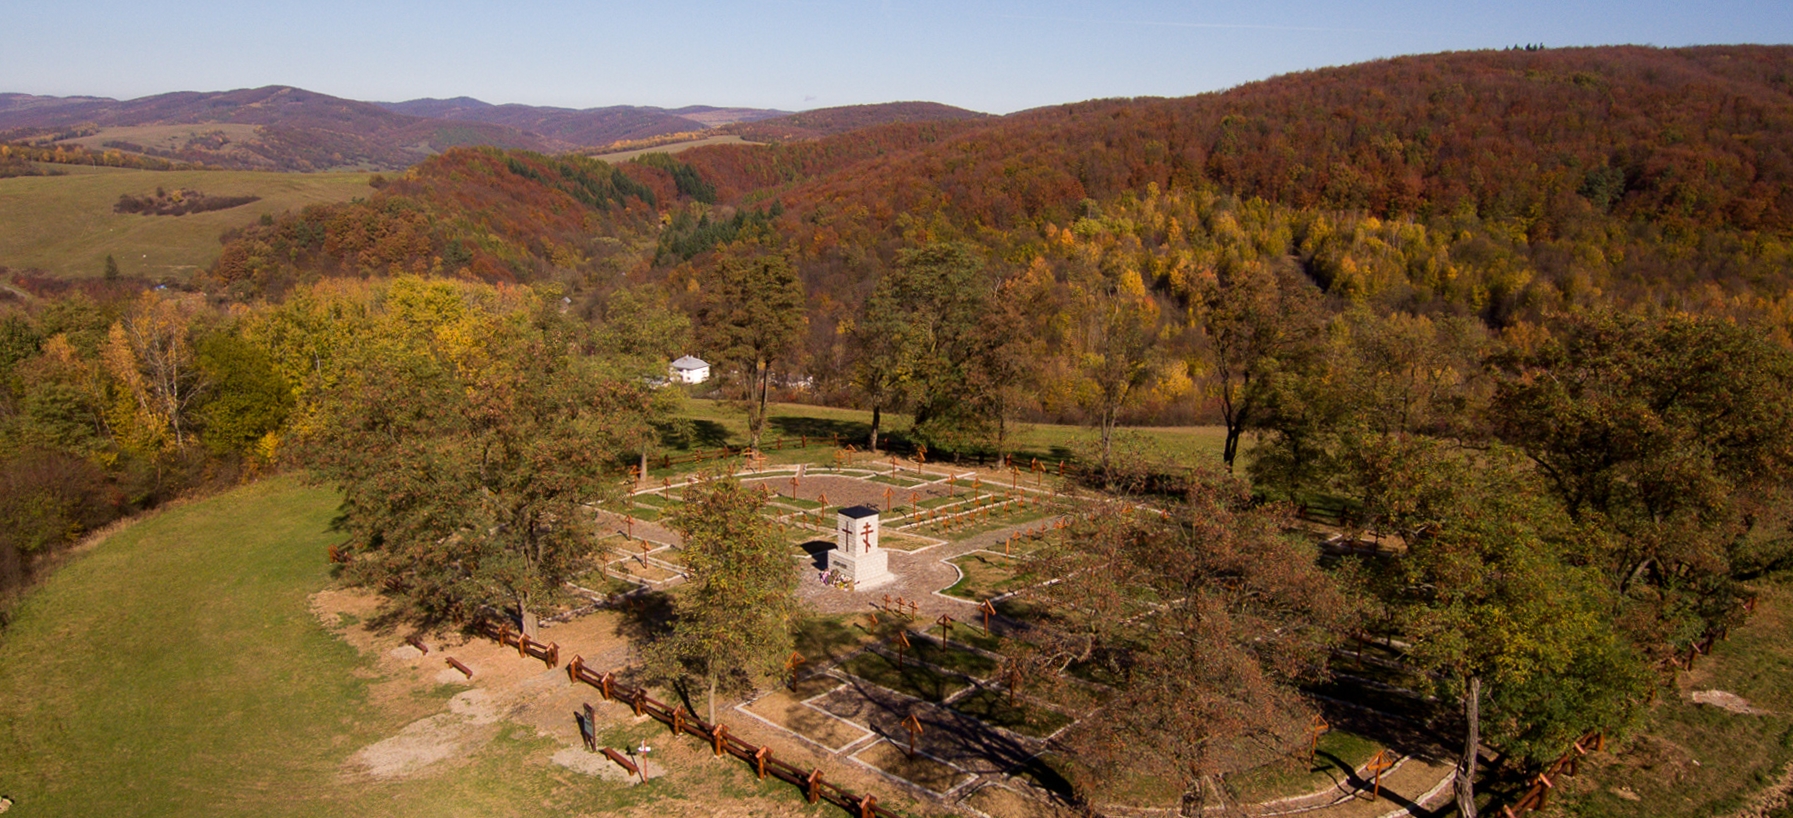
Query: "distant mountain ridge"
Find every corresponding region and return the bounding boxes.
[0,87,797,170]
[724,101,988,141]
[0,86,983,171]
[370,97,790,145]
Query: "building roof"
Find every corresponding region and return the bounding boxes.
[670,355,709,370]
[838,505,880,519]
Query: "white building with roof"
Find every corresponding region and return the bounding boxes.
[669,355,710,384]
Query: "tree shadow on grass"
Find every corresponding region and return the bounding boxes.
[610,589,676,662]
[660,419,731,450]
[823,667,1076,803]
[768,416,871,446]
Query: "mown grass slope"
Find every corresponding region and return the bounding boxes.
[0,165,371,279]
[0,476,826,817]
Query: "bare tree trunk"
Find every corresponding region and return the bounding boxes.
[519,595,539,640]
[1457,675,1481,818]
[1100,406,1117,489]
[751,359,770,449]
[708,671,718,725]
[870,404,882,452]
[639,449,649,486]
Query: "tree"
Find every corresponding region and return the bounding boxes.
[309,278,653,637]
[193,329,293,460]
[1355,438,1650,803]
[692,253,805,449]
[1009,474,1352,813]
[1250,308,1488,511]
[1199,258,1324,472]
[99,290,205,458]
[1490,312,1793,647]
[650,476,799,723]
[591,285,693,480]
[1069,267,1164,485]
[849,242,995,453]
[103,254,120,282]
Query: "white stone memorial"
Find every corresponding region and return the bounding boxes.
[828,505,893,589]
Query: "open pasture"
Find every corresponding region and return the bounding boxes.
[0,164,372,278]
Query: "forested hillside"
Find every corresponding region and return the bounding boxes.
[190,45,1793,391]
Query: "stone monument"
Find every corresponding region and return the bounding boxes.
[828,505,893,589]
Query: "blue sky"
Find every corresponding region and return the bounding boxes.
[5,0,1790,113]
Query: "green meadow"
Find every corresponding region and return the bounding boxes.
[0,164,372,279]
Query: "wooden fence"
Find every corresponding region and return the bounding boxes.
[475,622,902,818]
[489,622,560,668]
[1500,731,1604,817]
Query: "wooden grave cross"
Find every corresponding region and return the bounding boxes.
[791,476,800,498]
[909,599,919,617]
[1363,749,1397,800]
[901,712,925,758]
[786,651,805,690]
[980,599,997,632]
[1307,714,1331,763]
[884,486,894,512]
[937,614,955,649]
[894,630,911,667]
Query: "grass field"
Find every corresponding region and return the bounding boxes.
[1561,578,1793,818]
[0,477,858,818]
[587,135,759,163]
[678,398,1234,469]
[0,164,372,279]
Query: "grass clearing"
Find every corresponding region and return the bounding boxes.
[678,399,1233,469]
[944,552,1032,600]
[0,476,927,818]
[0,167,372,278]
[1561,578,1793,818]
